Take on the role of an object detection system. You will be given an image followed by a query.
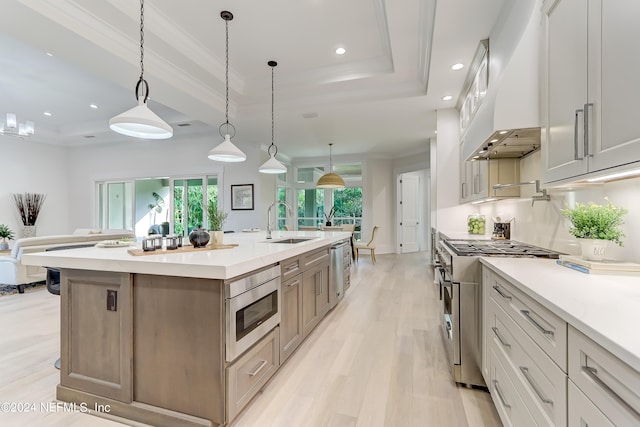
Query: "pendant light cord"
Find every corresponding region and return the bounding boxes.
[225,16,229,127]
[139,0,144,81]
[135,0,149,102]
[269,63,277,156]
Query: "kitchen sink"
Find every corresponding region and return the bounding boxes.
[268,238,314,244]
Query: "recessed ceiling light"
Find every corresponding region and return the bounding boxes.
[442,95,453,101]
[89,104,98,109]
[46,52,53,57]
[43,111,52,116]
[499,130,508,134]
[490,139,498,143]
[451,63,464,71]
[335,47,346,55]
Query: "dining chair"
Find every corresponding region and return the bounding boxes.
[354,226,380,264]
[299,226,317,231]
[320,225,343,231]
[283,225,291,231]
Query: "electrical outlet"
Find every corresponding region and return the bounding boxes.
[107,289,117,311]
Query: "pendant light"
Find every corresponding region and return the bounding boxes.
[208,11,246,162]
[316,143,345,188]
[109,0,173,139]
[259,61,287,174]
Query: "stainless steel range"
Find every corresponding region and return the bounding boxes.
[435,238,561,388]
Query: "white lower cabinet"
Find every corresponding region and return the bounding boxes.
[483,265,640,427]
[483,267,567,426]
[568,326,640,426]
[568,380,614,427]
[490,347,533,427]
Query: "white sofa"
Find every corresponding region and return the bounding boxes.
[0,229,134,293]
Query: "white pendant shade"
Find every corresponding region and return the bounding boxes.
[208,133,247,162]
[316,172,346,188]
[109,98,173,139]
[259,155,287,174]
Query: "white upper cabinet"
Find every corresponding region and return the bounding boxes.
[544,0,640,183]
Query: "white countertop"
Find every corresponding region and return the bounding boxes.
[22,231,351,280]
[480,257,640,372]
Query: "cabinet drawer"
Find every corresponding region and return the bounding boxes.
[490,301,567,426]
[489,273,567,371]
[302,246,330,270]
[568,380,614,427]
[281,256,302,281]
[226,327,280,423]
[490,347,533,427]
[568,326,640,425]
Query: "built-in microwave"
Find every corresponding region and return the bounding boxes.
[225,265,281,362]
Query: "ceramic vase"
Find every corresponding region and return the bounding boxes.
[23,225,36,238]
[189,229,210,248]
[210,230,224,246]
[0,240,9,250]
[579,238,609,261]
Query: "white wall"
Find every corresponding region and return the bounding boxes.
[0,138,71,236]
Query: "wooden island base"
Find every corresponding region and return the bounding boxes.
[54,241,340,427]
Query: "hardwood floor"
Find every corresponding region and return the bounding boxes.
[0,252,501,427]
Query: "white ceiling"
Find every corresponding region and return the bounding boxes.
[0,0,505,160]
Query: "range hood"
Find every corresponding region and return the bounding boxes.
[470,127,540,160]
[461,2,541,162]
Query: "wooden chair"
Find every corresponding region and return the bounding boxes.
[283,225,291,231]
[354,226,379,264]
[341,224,355,233]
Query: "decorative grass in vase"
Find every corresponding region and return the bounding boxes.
[207,201,228,246]
[12,193,46,237]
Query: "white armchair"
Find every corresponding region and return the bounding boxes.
[0,229,134,293]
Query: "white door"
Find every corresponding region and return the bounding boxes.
[400,174,419,253]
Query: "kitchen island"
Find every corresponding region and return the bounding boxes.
[22,231,352,427]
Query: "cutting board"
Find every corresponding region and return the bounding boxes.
[127,243,238,256]
[558,255,640,272]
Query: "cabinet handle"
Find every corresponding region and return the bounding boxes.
[492,380,511,409]
[492,327,511,349]
[492,285,512,301]
[461,182,466,198]
[288,279,300,287]
[519,366,553,406]
[574,108,584,160]
[520,310,554,337]
[583,365,640,418]
[584,103,593,157]
[316,271,321,295]
[247,359,268,377]
[474,174,480,194]
[285,263,299,271]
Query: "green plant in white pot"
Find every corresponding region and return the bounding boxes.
[0,224,15,250]
[207,201,228,246]
[562,198,627,261]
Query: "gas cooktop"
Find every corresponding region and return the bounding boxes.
[444,239,562,258]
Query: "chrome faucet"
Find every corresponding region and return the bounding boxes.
[266,201,293,239]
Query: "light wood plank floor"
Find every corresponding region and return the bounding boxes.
[0,252,501,426]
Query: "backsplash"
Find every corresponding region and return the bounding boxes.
[438,151,640,263]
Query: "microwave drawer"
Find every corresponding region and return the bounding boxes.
[489,272,567,371]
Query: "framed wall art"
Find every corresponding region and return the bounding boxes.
[231,184,254,210]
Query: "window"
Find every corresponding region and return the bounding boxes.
[97,174,219,237]
[293,162,362,237]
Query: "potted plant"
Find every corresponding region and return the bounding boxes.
[0,224,15,250]
[562,198,627,261]
[207,201,228,246]
[12,192,46,237]
[148,192,170,236]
